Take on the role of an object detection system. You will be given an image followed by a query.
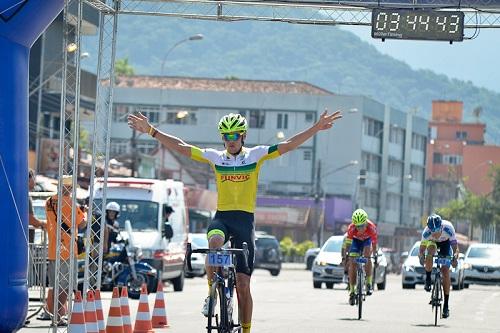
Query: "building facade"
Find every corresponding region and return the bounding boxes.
[110,75,428,250]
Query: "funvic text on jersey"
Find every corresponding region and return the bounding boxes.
[221,174,251,182]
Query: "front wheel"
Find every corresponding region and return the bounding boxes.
[171,270,185,292]
[357,269,363,320]
[126,272,149,299]
[270,269,280,276]
[313,281,322,289]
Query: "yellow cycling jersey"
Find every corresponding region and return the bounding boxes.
[190,145,281,213]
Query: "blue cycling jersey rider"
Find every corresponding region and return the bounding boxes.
[419,214,459,319]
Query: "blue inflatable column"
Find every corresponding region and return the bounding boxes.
[0,1,63,331]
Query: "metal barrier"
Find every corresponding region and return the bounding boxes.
[27,229,48,320]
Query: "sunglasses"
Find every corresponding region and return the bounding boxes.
[222,132,243,142]
[355,223,367,229]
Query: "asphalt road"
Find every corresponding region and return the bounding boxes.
[21,264,500,332]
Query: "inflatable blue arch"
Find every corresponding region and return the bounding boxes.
[0,1,63,331]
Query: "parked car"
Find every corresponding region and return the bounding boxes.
[254,232,281,276]
[185,233,208,278]
[463,243,500,287]
[402,241,464,290]
[312,235,387,290]
[305,247,320,270]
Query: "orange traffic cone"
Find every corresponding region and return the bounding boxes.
[151,281,169,328]
[85,290,99,333]
[132,284,154,333]
[94,290,106,333]
[69,290,86,333]
[120,287,133,333]
[106,287,124,333]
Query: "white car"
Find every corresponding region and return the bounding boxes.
[186,233,208,278]
[402,241,464,290]
[463,243,500,286]
[305,247,320,270]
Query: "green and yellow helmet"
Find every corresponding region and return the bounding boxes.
[218,113,248,134]
[352,208,368,226]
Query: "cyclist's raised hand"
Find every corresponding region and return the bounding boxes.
[128,112,151,134]
[315,108,343,131]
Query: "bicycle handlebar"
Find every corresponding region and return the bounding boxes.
[185,242,250,273]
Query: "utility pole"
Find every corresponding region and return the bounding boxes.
[315,160,322,246]
[131,128,137,177]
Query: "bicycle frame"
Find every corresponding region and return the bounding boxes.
[186,243,249,333]
[430,256,451,326]
[354,257,368,320]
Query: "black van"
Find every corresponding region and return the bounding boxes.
[254,232,282,276]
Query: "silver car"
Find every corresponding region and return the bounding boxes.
[186,233,208,278]
[402,241,464,290]
[312,235,387,290]
[463,243,500,286]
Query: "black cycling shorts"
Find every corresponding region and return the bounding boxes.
[207,210,255,275]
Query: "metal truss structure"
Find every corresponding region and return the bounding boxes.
[84,0,500,28]
[56,0,498,330]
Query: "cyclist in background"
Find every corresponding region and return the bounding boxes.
[419,214,459,319]
[342,208,378,306]
[128,109,342,333]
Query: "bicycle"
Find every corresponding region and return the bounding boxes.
[186,241,249,333]
[350,254,377,320]
[429,256,451,326]
[353,256,368,320]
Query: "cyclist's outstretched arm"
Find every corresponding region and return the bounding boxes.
[277,109,342,155]
[128,112,195,157]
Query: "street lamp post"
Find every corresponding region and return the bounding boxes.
[131,34,203,178]
[316,160,359,246]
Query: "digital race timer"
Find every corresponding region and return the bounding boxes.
[371,9,465,42]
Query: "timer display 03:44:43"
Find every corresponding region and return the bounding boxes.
[371,9,464,42]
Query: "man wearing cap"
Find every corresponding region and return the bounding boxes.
[40,175,86,325]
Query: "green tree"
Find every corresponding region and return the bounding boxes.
[115,57,135,76]
[438,166,500,230]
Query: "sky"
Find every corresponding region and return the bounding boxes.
[341,26,500,93]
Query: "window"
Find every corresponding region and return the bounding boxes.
[429,126,437,140]
[456,131,467,140]
[410,164,424,182]
[433,153,442,164]
[389,127,405,144]
[303,150,312,161]
[364,189,379,208]
[127,105,160,123]
[277,113,288,129]
[110,139,129,155]
[443,155,463,165]
[239,110,265,129]
[410,197,423,214]
[386,193,401,211]
[363,117,384,137]
[388,159,403,177]
[136,140,159,154]
[305,113,314,122]
[411,133,426,151]
[113,105,129,122]
[362,152,381,173]
[166,109,197,125]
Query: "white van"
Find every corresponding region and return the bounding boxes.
[93,177,189,291]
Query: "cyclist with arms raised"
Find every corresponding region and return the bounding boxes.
[128,110,342,333]
[419,214,459,319]
[342,208,378,305]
